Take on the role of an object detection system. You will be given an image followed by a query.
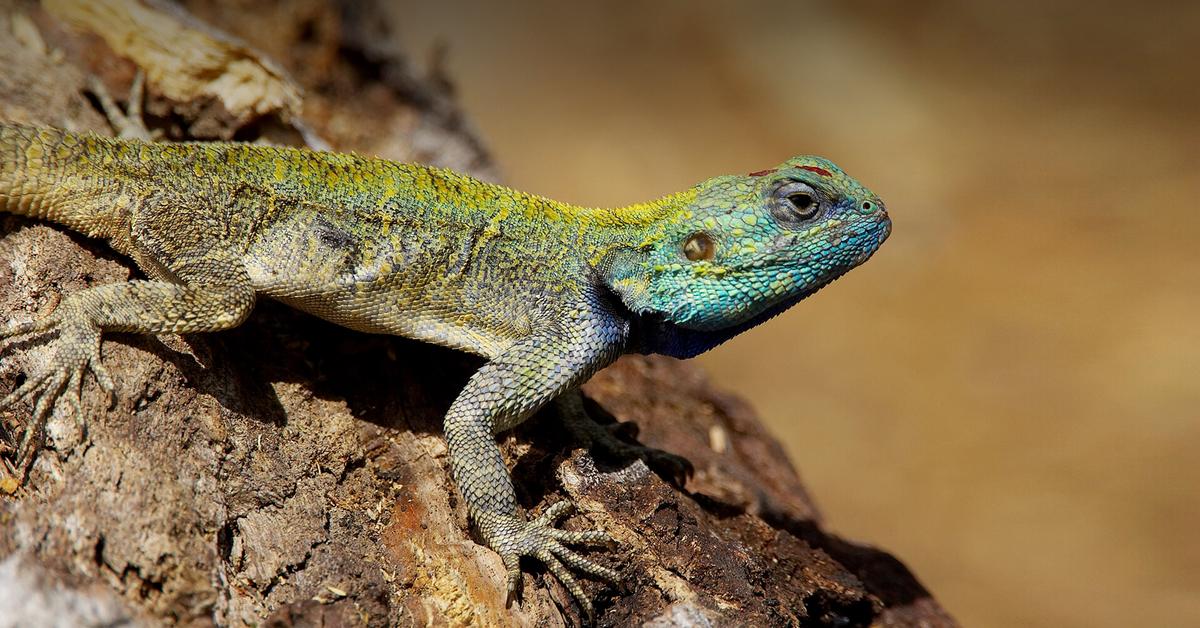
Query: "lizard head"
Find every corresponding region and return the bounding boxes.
[605,156,890,356]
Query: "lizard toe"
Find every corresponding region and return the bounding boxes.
[88,356,115,404]
[595,436,693,488]
[63,369,87,432]
[86,71,156,141]
[0,370,52,412]
[546,527,616,547]
[12,371,65,478]
[0,318,59,358]
[1,315,109,480]
[503,552,523,608]
[481,502,618,619]
[550,543,620,583]
[604,420,639,440]
[536,548,594,622]
[532,499,577,526]
[642,448,694,488]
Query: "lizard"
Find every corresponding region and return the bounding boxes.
[0,120,890,618]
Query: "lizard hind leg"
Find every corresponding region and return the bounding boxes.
[0,275,255,481]
[0,300,113,479]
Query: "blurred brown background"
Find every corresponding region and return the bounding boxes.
[391,1,1199,626]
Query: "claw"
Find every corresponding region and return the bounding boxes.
[605,420,639,440]
[643,450,694,488]
[503,553,522,608]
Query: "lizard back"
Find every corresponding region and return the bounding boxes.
[0,123,659,357]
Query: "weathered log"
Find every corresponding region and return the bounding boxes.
[0,2,955,625]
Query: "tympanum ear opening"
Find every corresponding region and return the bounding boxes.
[683,232,715,261]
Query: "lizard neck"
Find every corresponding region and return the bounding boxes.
[581,189,698,338]
[581,188,696,271]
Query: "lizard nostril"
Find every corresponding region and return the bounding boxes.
[859,199,888,217]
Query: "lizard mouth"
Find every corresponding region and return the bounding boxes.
[860,216,891,263]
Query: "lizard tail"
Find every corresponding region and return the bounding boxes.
[0,122,127,239]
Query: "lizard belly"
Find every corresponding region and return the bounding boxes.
[245,244,536,360]
[249,274,523,359]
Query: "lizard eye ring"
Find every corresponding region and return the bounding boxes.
[775,182,821,221]
[683,232,716,261]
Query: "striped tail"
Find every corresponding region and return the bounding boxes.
[0,122,127,240]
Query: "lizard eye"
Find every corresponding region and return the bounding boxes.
[772,181,823,223]
[683,232,715,261]
[788,192,815,215]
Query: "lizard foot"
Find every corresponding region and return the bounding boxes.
[0,307,113,479]
[480,500,618,621]
[594,422,694,488]
[86,70,157,141]
[623,441,694,489]
[563,394,695,488]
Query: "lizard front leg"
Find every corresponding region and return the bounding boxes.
[444,296,627,619]
[556,389,693,488]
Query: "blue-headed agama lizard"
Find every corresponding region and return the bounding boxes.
[0,118,890,617]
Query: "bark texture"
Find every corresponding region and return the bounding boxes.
[0,2,956,626]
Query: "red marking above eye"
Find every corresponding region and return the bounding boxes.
[799,165,833,177]
[747,168,777,177]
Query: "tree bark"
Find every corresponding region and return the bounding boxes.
[0,2,956,626]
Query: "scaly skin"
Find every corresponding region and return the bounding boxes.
[0,122,890,618]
